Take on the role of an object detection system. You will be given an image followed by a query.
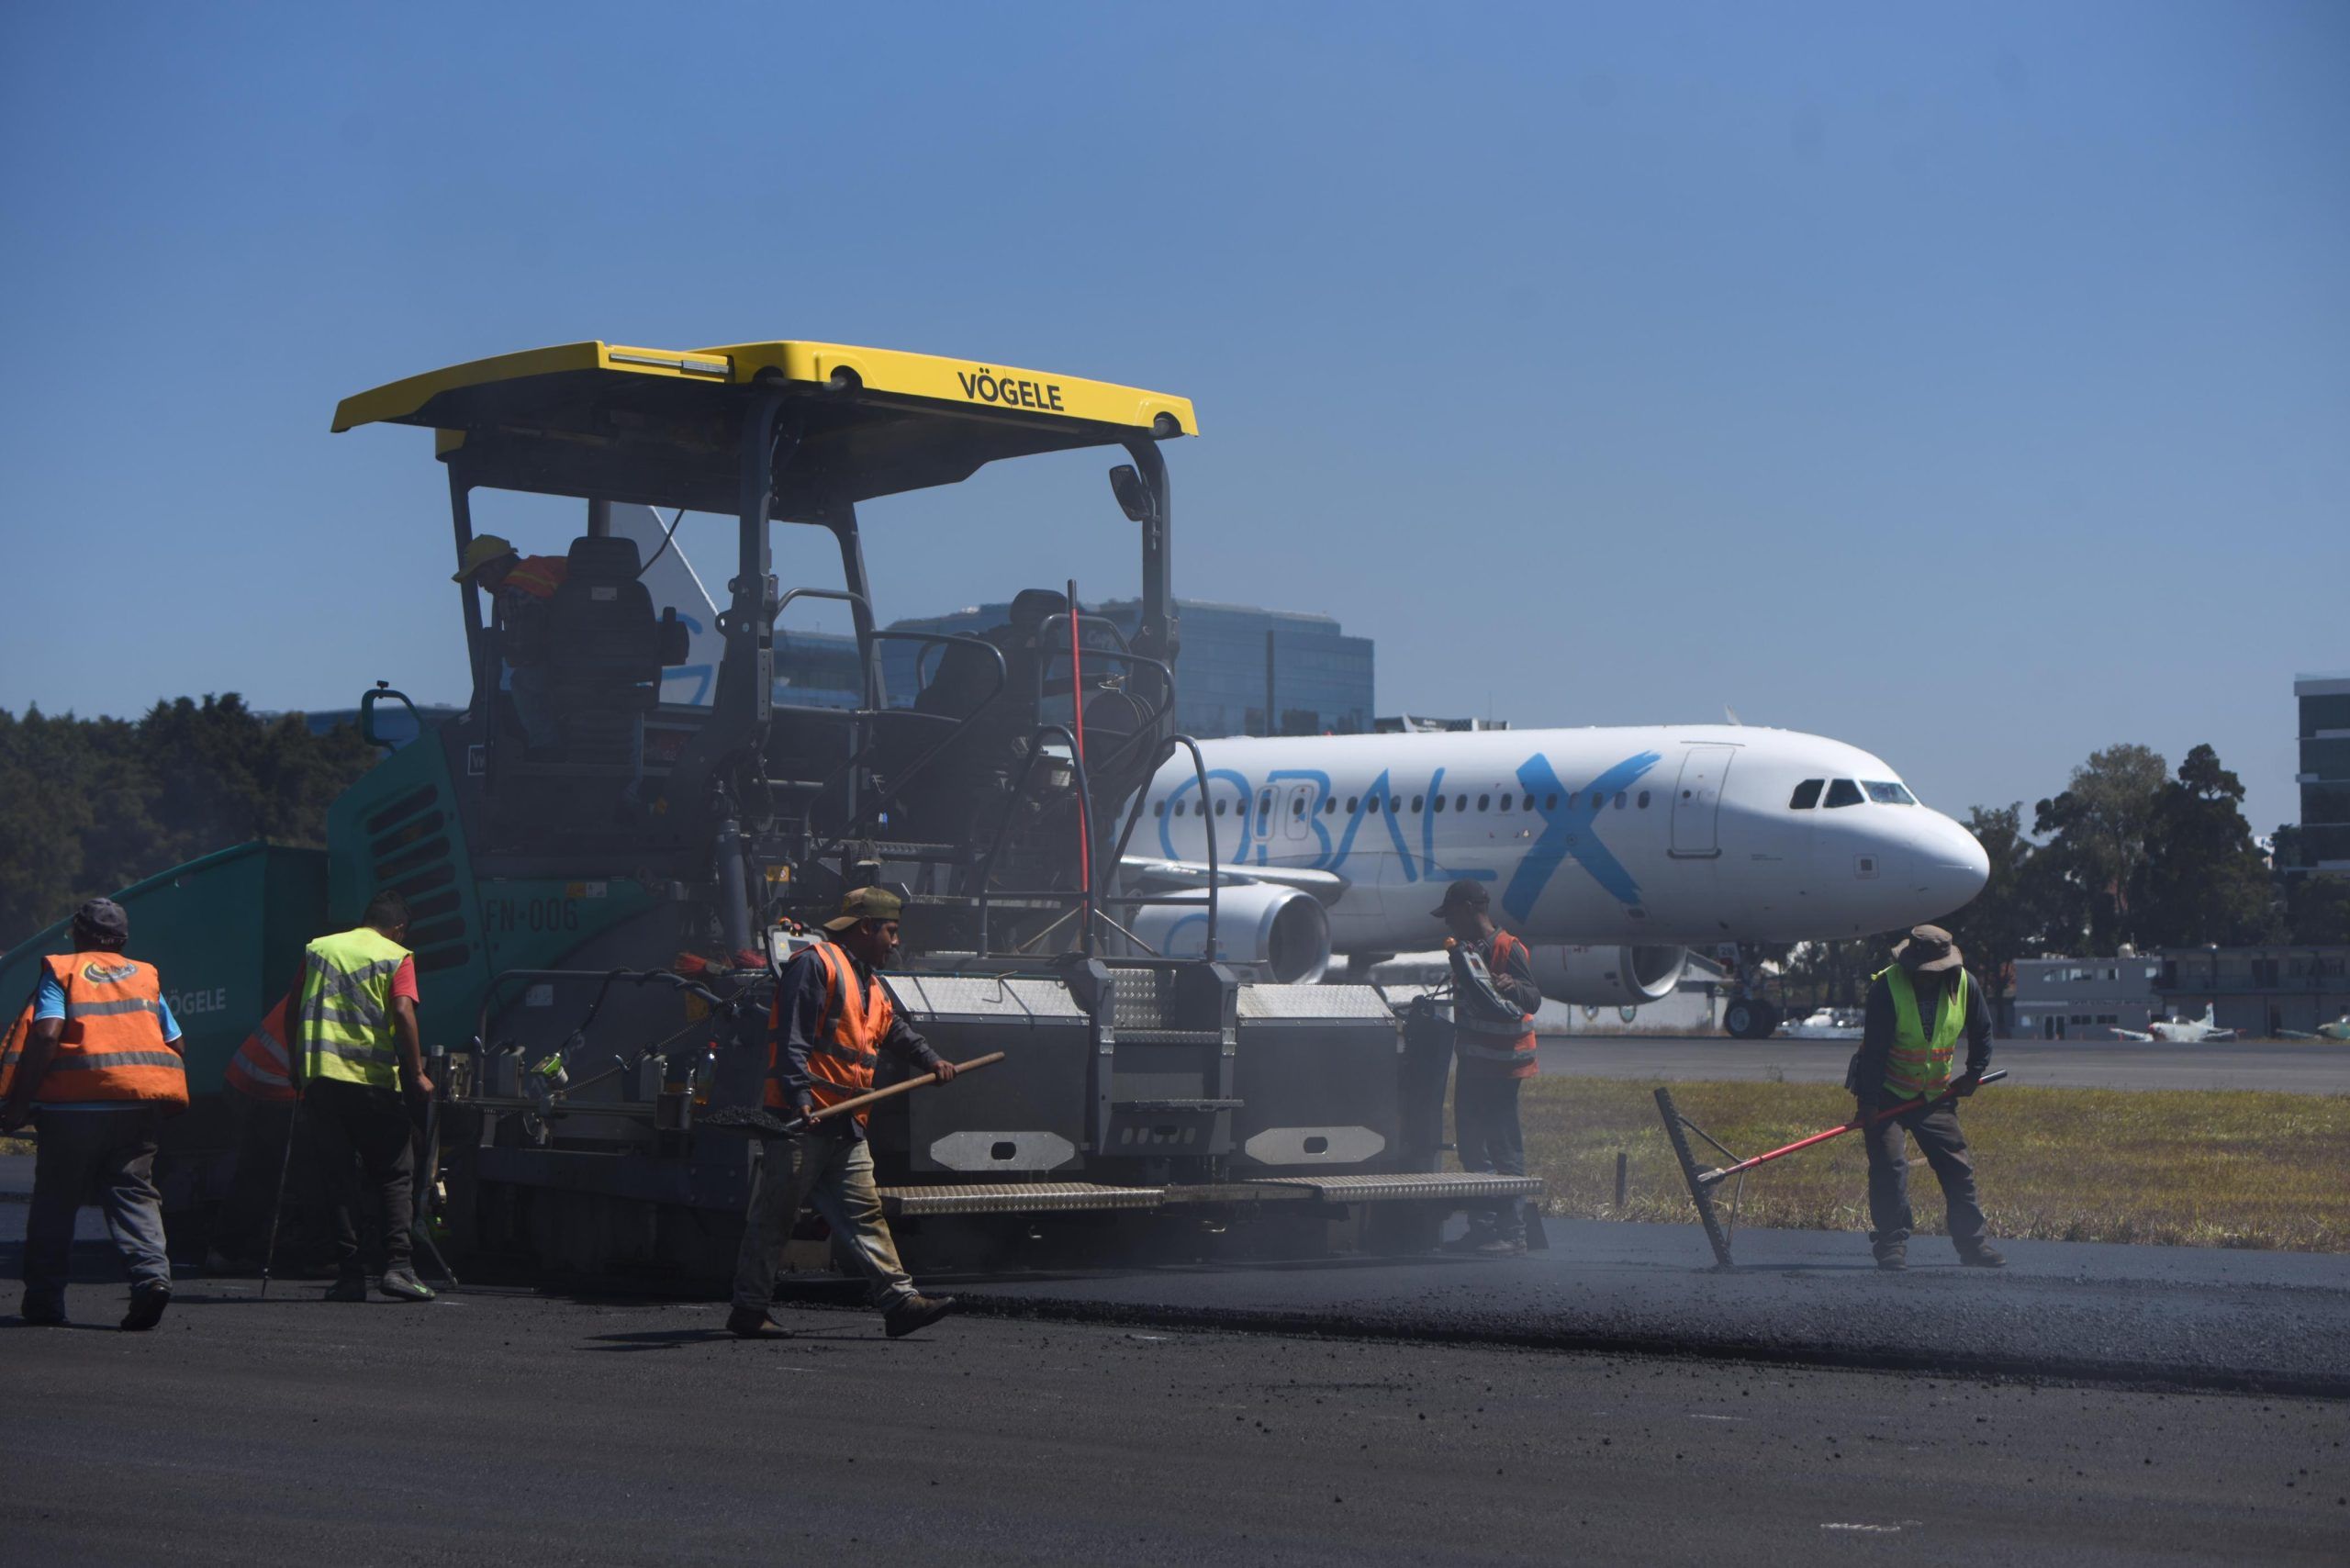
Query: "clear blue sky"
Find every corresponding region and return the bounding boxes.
[3,3,2343,834]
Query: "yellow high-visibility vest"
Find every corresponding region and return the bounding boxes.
[297,927,411,1089]
[1881,965,1968,1101]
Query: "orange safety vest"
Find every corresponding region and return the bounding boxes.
[764,942,890,1128]
[224,994,297,1104]
[29,952,188,1110]
[1454,929,1539,1080]
[0,994,30,1101]
[504,555,569,600]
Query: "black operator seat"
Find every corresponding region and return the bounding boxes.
[543,535,673,766]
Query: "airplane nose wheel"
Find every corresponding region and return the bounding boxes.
[1723,998,1781,1040]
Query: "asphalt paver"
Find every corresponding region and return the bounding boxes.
[4,1286,2344,1567]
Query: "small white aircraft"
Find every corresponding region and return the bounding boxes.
[2111,1005,2237,1044]
[1779,1006,1865,1041]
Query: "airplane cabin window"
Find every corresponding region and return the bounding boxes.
[1154,801,1166,818]
[1544,794,1558,811]
[1476,794,1490,811]
[1614,791,1627,808]
[1863,781,1917,805]
[1346,797,1359,812]
[1324,798,1337,814]
[1411,795,1424,812]
[1455,794,1468,812]
[1824,778,1863,808]
[1292,797,1306,816]
[1499,794,1513,812]
[1215,799,1228,816]
[1789,779,1825,810]
[1637,790,1651,808]
[1432,795,1446,812]
[1259,790,1274,817]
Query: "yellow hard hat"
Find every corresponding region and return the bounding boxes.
[453,534,519,584]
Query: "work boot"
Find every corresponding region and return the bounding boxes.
[378,1269,436,1302]
[1874,1242,1908,1272]
[325,1274,369,1303]
[1958,1243,2008,1269]
[1473,1235,1528,1258]
[19,1294,67,1327]
[121,1283,172,1332]
[727,1305,778,1338]
[883,1294,958,1339]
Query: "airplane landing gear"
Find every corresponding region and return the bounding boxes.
[1723,997,1781,1040]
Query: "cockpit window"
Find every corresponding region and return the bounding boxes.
[1823,778,1863,808]
[1789,778,1824,810]
[1864,781,1916,805]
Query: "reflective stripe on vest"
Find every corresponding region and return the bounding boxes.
[298,929,411,1089]
[1454,930,1539,1071]
[1882,966,1968,1100]
[225,996,297,1103]
[765,942,890,1126]
[34,953,188,1109]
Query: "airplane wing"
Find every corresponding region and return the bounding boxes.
[1118,858,1351,906]
[2109,1026,2154,1042]
[2203,1029,2237,1043]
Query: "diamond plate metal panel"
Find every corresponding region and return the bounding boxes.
[1237,983,1399,1021]
[879,1182,1165,1216]
[882,975,1091,1022]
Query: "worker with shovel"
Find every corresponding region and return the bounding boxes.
[730,887,960,1340]
[1852,924,2004,1271]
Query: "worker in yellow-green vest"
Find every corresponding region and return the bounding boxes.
[1851,924,2003,1272]
[285,890,435,1303]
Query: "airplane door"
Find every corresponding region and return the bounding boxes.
[1670,745,1736,857]
[1281,783,1313,842]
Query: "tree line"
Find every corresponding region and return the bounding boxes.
[1774,741,2350,1023]
[0,697,376,950]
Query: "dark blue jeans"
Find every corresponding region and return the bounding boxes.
[22,1107,172,1310]
[1452,1069,1528,1241]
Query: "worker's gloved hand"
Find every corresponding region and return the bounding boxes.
[931,1059,957,1084]
[1953,1071,1983,1098]
[1850,1098,1877,1127]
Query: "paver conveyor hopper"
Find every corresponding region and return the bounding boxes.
[6,339,1539,1279]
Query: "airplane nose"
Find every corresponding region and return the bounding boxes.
[1911,811,1990,914]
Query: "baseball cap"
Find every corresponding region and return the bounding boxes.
[823,886,905,932]
[1429,881,1491,919]
[73,898,129,944]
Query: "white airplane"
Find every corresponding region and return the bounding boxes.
[1116,727,1991,1021]
[1779,1006,1865,1041]
[2111,1005,2237,1044]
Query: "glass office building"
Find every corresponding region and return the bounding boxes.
[2297,672,2350,872]
[879,598,1373,738]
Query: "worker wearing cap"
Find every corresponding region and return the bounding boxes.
[730,887,960,1340]
[1434,880,1541,1256]
[453,533,569,751]
[1852,924,2003,1271]
[0,899,187,1329]
[285,890,436,1303]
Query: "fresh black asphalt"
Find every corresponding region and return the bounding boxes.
[5,1284,2345,1566]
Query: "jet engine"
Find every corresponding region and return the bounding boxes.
[1528,944,1687,1007]
[1128,885,1332,984]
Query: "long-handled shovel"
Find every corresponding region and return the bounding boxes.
[1656,1070,2009,1269]
[697,1051,1006,1137]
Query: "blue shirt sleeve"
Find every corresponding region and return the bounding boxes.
[31,969,180,1039]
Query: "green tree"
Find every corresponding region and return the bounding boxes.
[2135,745,2277,949]
[2032,743,2168,950]
[1937,803,2045,1034]
[0,696,375,947]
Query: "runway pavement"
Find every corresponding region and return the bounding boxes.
[4,1282,2344,1566]
[1539,1034,2350,1092]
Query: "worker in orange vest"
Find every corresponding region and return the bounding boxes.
[454,532,569,751]
[206,991,300,1271]
[730,887,959,1341]
[0,899,188,1329]
[1435,880,1542,1257]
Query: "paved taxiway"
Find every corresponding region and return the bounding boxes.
[6,1282,2344,1567]
[1539,1034,2350,1092]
